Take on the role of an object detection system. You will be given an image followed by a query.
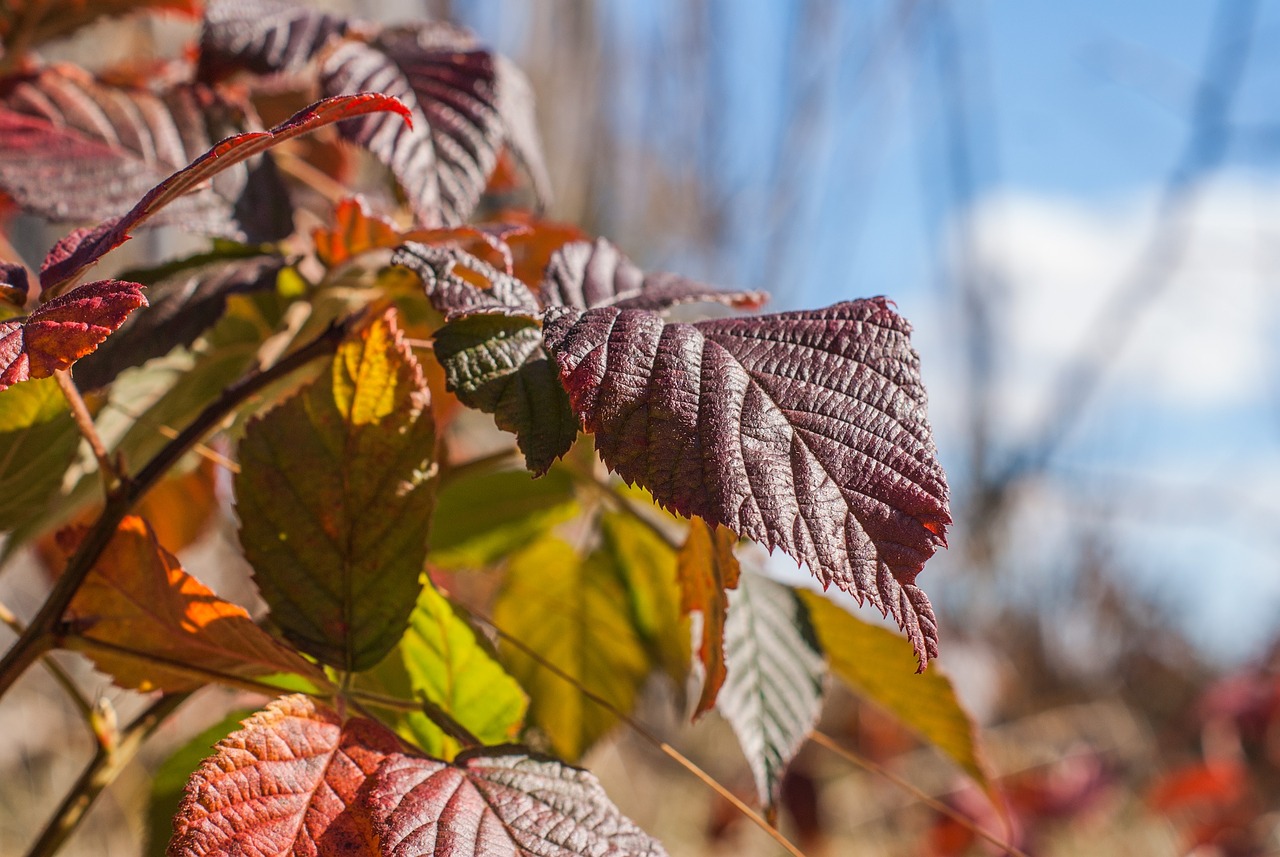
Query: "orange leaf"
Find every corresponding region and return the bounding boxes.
[313,196,403,268]
[677,517,741,717]
[493,209,590,289]
[61,516,325,693]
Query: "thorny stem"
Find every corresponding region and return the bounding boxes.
[54,370,117,490]
[24,692,189,857]
[0,313,364,703]
[459,604,808,857]
[809,731,1029,857]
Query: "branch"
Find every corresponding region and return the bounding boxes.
[24,692,189,857]
[0,312,364,701]
[0,599,94,724]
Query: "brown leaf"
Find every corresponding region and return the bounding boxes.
[677,518,741,717]
[60,516,323,693]
[169,695,401,857]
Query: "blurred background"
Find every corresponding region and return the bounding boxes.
[3,1,1279,854]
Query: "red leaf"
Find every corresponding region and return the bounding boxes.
[169,695,402,856]
[543,299,951,668]
[0,279,145,391]
[364,749,667,856]
[40,93,411,293]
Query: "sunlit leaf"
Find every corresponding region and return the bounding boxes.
[543,299,951,668]
[677,518,741,716]
[320,22,549,226]
[493,536,650,761]
[394,583,526,758]
[236,309,436,671]
[0,67,286,240]
[542,238,769,312]
[799,590,993,793]
[313,196,405,269]
[429,467,578,570]
[363,748,667,857]
[0,279,146,391]
[718,572,825,809]
[169,695,400,856]
[39,92,410,293]
[0,376,79,534]
[197,0,350,82]
[60,516,324,693]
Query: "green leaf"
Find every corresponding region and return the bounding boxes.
[236,310,437,671]
[429,467,579,569]
[432,312,578,475]
[0,377,79,534]
[719,572,825,810]
[798,590,994,794]
[145,709,254,857]
[493,535,650,761]
[394,583,527,757]
[598,511,689,684]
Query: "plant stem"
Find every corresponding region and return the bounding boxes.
[462,604,807,857]
[437,446,521,488]
[54,370,116,490]
[0,314,361,702]
[0,599,94,724]
[348,688,480,749]
[24,692,189,857]
[809,731,1027,857]
[561,462,683,551]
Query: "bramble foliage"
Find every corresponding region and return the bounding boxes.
[0,1,983,855]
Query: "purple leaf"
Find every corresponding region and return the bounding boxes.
[0,67,287,241]
[39,92,410,294]
[196,0,350,82]
[542,300,951,667]
[542,238,770,312]
[0,261,29,308]
[392,242,539,318]
[320,23,549,227]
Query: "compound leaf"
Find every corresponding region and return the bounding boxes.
[235,309,436,672]
[0,279,146,391]
[493,536,650,761]
[677,518,740,716]
[363,749,667,857]
[60,516,324,693]
[169,695,401,856]
[542,238,769,312]
[799,590,994,795]
[542,299,951,668]
[718,572,825,810]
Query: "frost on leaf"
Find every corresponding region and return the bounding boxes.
[542,299,951,667]
[0,279,146,392]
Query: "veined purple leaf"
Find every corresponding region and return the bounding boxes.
[0,66,288,241]
[393,243,576,473]
[197,0,350,82]
[542,238,770,312]
[363,749,667,857]
[320,22,549,227]
[542,300,951,667]
[39,92,410,294]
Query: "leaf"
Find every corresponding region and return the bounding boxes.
[169,695,401,857]
[429,467,578,570]
[73,254,283,390]
[39,92,411,293]
[542,299,952,668]
[598,511,690,685]
[319,23,549,227]
[0,0,198,50]
[146,708,254,857]
[197,0,350,82]
[542,239,769,312]
[0,67,286,240]
[60,516,324,693]
[493,536,650,761]
[395,583,527,758]
[718,572,825,810]
[0,376,80,533]
[362,748,667,857]
[0,260,29,308]
[394,240,539,318]
[235,309,436,671]
[494,210,590,290]
[677,518,741,716]
[314,196,406,268]
[0,279,146,391]
[798,590,993,794]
